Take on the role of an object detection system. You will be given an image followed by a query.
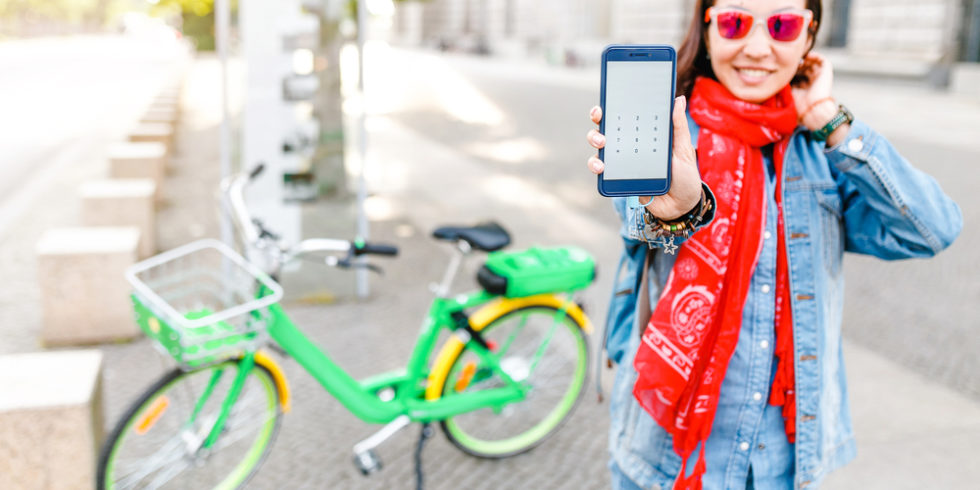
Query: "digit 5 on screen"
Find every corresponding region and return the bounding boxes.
[597,45,676,197]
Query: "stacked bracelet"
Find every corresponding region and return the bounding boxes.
[641,188,713,242]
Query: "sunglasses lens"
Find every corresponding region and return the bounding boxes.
[767,13,806,41]
[716,11,752,39]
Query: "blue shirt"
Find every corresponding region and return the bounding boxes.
[695,145,795,489]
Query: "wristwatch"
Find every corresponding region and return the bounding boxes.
[811,104,854,142]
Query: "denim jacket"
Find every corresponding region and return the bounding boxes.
[604,113,963,490]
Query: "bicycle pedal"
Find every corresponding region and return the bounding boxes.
[353,449,383,476]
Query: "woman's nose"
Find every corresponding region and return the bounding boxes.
[741,24,774,58]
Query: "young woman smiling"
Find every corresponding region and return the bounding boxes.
[586,0,963,489]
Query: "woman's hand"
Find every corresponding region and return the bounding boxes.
[792,51,834,117]
[586,96,703,221]
[792,51,849,146]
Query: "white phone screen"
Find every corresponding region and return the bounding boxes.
[603,61,672,181]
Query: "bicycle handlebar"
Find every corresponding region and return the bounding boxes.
[220,169,398,273]
[353,241,399,257]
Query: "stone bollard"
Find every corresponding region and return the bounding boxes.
[128,123,174,154]
[36,227,141,345]
[148,94,180,117]
[79,179,157,259]
[108,142,166,200]
[0,350,104,490]
[140,107,177,127]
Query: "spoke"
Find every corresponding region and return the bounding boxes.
[114,435,189,490]
[527,315,565,376]
[212,410,276,452]
[497,313,529,356]
[143,456,194,490]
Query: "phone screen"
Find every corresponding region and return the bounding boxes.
[602,60,672,181]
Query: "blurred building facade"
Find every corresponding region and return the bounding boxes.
[391,0,980,87]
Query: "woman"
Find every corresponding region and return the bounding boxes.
[585,0,963,489]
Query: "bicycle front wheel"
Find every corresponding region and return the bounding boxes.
[438,303,589,458]
[97,359,281,489]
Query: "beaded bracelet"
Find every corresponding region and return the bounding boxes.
[640,188,714,253]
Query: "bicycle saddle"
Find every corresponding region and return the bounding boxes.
[432,221,511,252]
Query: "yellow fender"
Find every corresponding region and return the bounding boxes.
[254,351,292,413]
[424,294,592,401]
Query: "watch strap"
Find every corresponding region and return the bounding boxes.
[811,104,854,142]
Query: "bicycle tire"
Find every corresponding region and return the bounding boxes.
[437,304,590,459]
[97,359,281,490]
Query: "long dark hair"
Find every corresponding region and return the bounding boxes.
[676,0,824,98]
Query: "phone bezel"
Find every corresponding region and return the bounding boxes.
[597,45,677,197]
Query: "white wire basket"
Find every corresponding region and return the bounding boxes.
[126,239,284,368]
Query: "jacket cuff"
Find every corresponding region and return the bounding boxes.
[823,119,879,172]
[627,183,716,248]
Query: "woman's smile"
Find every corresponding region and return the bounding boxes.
[734,66,776,84]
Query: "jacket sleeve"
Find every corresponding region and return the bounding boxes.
[614,182,717,250]
[825,119,962,259]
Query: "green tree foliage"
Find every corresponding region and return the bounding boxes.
[151,0,238,51]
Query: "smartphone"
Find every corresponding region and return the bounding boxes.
[597,45,676,197]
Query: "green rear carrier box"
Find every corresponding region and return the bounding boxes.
[477,246,596,298]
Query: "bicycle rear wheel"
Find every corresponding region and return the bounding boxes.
[97,359,281,489]
[438,304,589,458]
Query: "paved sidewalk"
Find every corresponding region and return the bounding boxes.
[1,47,978,489]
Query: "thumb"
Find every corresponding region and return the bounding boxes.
[671,96,694,161]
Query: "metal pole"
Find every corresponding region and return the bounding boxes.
[216,0,233,247]
[355,0,370,298]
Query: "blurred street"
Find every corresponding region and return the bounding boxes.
[1,36,978,489]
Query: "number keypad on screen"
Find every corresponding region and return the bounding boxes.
[612,114,659,155]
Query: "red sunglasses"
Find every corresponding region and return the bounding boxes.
[704,7,814,42]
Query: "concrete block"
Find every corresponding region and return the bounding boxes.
[951,63,980,98]
[128,123,174,153]
[0,350,104,490]
[108,142,167,199]
[36,227,141,345]
[148,94,180,117]
[79,179,157,259]
[140,107,177,127]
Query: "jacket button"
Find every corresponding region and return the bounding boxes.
[739,442,750,451]
[847,139,864,152]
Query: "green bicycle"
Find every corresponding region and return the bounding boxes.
[96,167,597,489]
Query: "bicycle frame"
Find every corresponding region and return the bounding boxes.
[268,288,531,424]
[193,288,589,450]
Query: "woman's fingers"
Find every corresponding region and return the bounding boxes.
[590,105,602,125]
[587,129,606,149]
[586,106,605,175]
[587,155,604,174]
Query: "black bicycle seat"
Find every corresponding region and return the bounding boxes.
[432,222,511,252]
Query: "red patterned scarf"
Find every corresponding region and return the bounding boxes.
[632,77,799,489]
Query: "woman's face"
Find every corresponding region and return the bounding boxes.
[706,0,813,103]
